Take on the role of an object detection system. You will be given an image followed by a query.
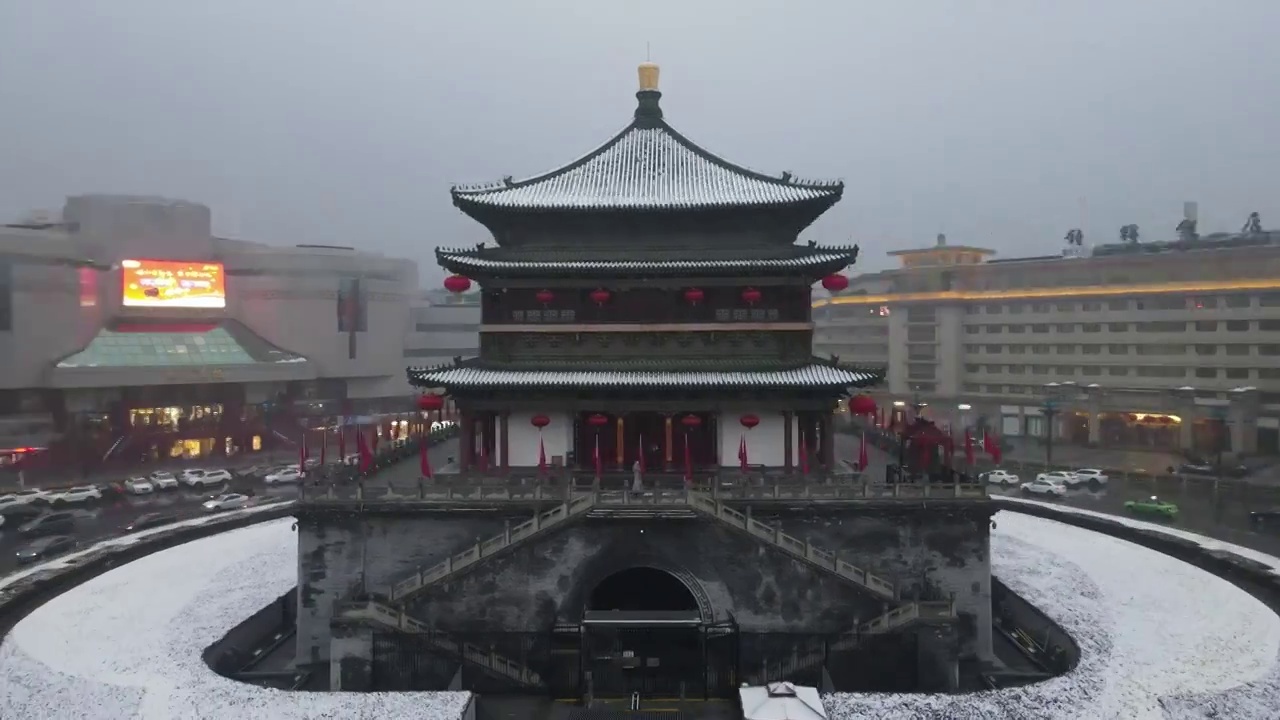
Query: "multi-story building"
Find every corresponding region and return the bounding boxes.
[815,227,1280,457]
[0,194,423,476]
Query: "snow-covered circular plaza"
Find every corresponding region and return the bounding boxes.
[1,508,1278,720]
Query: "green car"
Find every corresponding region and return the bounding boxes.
[1124,495,1179,520]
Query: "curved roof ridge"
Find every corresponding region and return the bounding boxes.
[451,120,640,195]
[654,119,843,190]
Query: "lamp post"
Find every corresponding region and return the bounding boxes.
[1041,383,1065,468]
[1210,405,1228,487]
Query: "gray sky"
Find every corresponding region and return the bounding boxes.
[2,1,1278,278]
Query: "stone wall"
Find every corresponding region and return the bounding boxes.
[760,504,996,661]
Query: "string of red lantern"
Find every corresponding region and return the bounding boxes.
[531,414,550,429]
[443,275,472,293]
[740,414,759,429]
[821,274,850,292]
[535,289,555,305]
[683,287,704,305]
[849,394,877,416]
[586,413,609,427]
[417,394,444,412]
[741,287,762,305]
[589,288,611,306]
[681,414,702,428]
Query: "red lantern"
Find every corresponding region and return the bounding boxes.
[443,275,472,293]
[589,288,611,306]
[822,274,850,292]
[741,287,762,305]
[417,394,444,412]
[530,414,551,429]
[681,414,702,428]
[684,287,705,305]
[740,414,760,429]
[849,395,877,416]
[535,289,555,305]
[587,413,609,427]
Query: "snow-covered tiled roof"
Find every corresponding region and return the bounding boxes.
[407,362,881,389]
[435,246,857,277]
[451,124,842,211]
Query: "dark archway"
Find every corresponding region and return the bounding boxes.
[589,567,700,614]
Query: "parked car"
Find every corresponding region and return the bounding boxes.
[0,489,50,506]
[1071,468,1109,488]
[18,511,76,537]
[1020,478,1068,497]
[1176,462,1249,479]
[149,471,179,490]
[124,477,156,495]
[47,485,104,506]
[1124,495,1179,519]
[980,469,1020,486]
[264,467,302,485]
[202,493,250,512]
[182,469,233,489]
[0,500,42,522]
[15,535,78,564]
[234,465,274,480]
[1036,470,1082,488]
[123,512,179,533]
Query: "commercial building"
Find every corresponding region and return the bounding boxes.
[0,194,422,476]
[814,222,1280,456]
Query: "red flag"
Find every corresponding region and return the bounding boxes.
[964,429,975,466]
[593,433,602,481]
[858,433,868,471]
[319,428,327,466]
[356,428,373,473]
[419,435,432,479]
[799,432,810,475]
[983,432,1003,465]
[683,432,693,484]
[537,434,547,476]
[738,434,748,471]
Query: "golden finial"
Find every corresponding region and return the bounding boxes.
[638,61,660,92]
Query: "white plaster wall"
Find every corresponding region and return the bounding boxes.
[718,412,788,467]
[506,410,572,466]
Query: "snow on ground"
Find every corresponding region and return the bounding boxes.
[0,517,470,720]
[824,510,1280,720]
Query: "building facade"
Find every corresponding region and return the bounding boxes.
[408,61,880,473]
[0,194,422,475]
[815,229,1280,456]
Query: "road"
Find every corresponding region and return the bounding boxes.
[0,439,460,577]
[834,434,1280,557]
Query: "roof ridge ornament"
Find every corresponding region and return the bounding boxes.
[634,61,664,127]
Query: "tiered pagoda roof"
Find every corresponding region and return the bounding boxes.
[450,63,842,220]
[435,243,859,279]
[407,356,883,391]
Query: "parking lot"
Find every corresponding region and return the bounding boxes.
[0,439,459,576]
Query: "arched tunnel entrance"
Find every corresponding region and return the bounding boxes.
[581,567,736,699]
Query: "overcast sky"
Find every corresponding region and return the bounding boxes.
[2,1,1278,278]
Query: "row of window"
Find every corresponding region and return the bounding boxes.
[965,294,1277,315]
[506,307,786,323]
[963,319,1279,335]
[957,364,1280,381]
[963,343,1280,357]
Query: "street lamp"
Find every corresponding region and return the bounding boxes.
[1209,405,1228,485]
[1041,383,1065,468]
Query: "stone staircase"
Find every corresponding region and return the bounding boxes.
[387,490,898,605]
[336,599,543,689]
[743,600,957,685]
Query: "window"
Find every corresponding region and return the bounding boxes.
[908,347,937,360]
[1009,346,1027,354]
[1032,324,1050,334]
[1008,365,1026,374]
[907,327,936,342]
[1226,345,1251,356]
[1056,302,1075,312]
[1056,323,1074,332]
[963,383,981,393]
[1107,344,1128,354]
[1007,325,1026,334]
[1224,295,1251,309]
[1108,367,1128,376]
[965,325,980,334]
[1226,368,1250,380]
[1136,296,1185,311]
[985,325,1002,334]
[1056,344,1076,354]
[1032,303,1051,313]
[985,364,1003,373]
[1030,346,1049,355]
[1031,365,1049,375]
[1008,305,1024,315]
[1193,345,1219,356]
[1137,344,1187,356]
[1189,297,1217,310]
[966,306,980,314]
[336,277,367,332]
[1081,323,1102,333]
[1107,323,1129,332]
[1259,345,1280,357]
[1139,366,1187,378]
[907,364,936,379]
[1260,320,1280,331]
[1136,321,1186,332]
[1226,320,1250,332]
[1194,368,1217,379]
[1261,369,1280,381]
[984,305,1003,314]
[1081,301,1102,311]
[985,344,1003,354]
[1107,300,1128,311]
[1195,320,1217,331]
[906,307,936,322]
[1260,293,1280,308]
[1081,345,1102,355]
[1082,366,1102,376]
[965,364,981,373]
[965,344,981,353]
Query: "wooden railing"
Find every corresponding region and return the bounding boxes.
[299,481,989,505]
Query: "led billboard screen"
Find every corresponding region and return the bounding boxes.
[121,260,226,309]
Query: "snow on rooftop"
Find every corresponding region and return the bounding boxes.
[0,517,470,719]
[823,509,1280,718]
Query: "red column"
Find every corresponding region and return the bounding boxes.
[500,411,510,470]
[783,411,793,472]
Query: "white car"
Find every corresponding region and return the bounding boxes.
[149,471,179,490]
[1036,470,1082,488]
[124,477,155,495]
[0,489,50,505]
[182,469,233,488]
[264,467,302,485]
[981,469,1020,486]
[1072,468,1109,487]
[47,485,104,505]
[202,493,249,512]
[1021,478,1068,496]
